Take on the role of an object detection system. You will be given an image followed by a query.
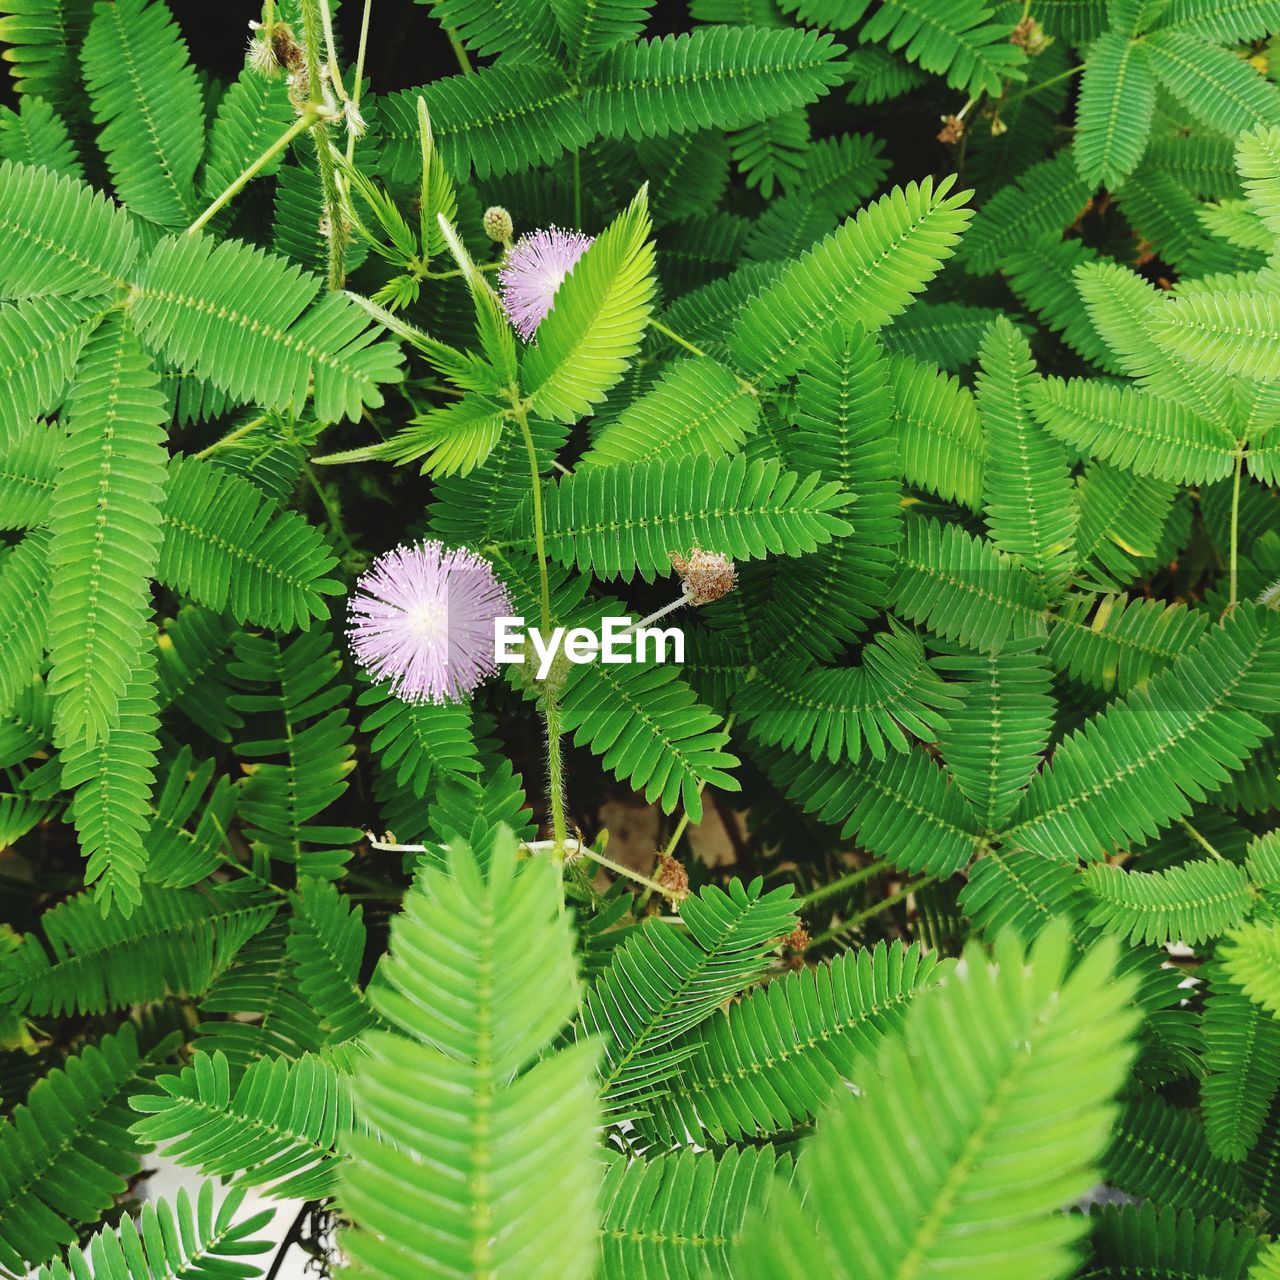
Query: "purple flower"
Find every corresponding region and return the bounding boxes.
[499,226,594,341]
[347,540,512,705]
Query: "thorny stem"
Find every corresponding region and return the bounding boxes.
[345,0,375,163]
[299,0,348,290]
[315,0,350,102]
[514,397,569,853]
[1229,442,1245,609]
[187,108,319,234]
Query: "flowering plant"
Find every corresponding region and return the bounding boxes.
[3,3,1280,1280]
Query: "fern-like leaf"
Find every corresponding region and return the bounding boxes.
[80,0,202,228]
[341,829,602,1280]
[523,187,655,422]
[512,453,851,581]
[1074,33,1155,189]
[727,176,971,385]
[734,923,1137,1280]
[46,313,167,749]
[651,940,944,1144]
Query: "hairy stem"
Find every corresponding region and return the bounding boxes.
[345,0,375,163]
[576,844,674,898]
[299,0,348,290]
[187,108,318,235]
[515,398,569,852]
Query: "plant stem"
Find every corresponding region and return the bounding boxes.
[345,0,374,163]
[650,318,708,358]
[187,108,318,235]
[798,858,888,910]
[514,398,568,852]
[575,845,673,898]
[446,27,473,73]
[573,148,582,228]
[1000,63,1085,108]
[809,876,935,948]
[1179,817,1228,862]
[299,0,348,290]
[1229,442,1245,609]
[194,413,267,459]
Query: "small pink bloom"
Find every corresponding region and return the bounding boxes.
[347,540,511,704]
[499,226,594,340]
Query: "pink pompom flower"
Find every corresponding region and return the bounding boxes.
[347,540,512,705]
[498,226,594,340]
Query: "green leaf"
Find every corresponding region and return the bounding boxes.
[129,231,405,423]
[579,877,798,1117]
[978,317,1076,590]
[597,1148,784,1280]
[523,187,656,422]
[583,25,846,143]
[1082,858,1254,947]
[859,0,1027,96]
[737,626,960,763]
[651,940,945,1144]
[130,1051,353,1200]
[1031,376,1238,484]
[552,0,653,78]
[35,1184,275,1280]
[560,658,739,819]
[890,355,984,509]
[888,516,1048,654]
[728,176,972,385]
[0,528,51,714]
[0,1024,174,1272]
[1007,606,1280,860]
[1151,290,1280,382]
[342,830,601,1280]
[1074,34,1155,189]
[584,357,758,466]
[0,159,137,299]
[1146,30,1280,138]
[1221,919,1280,1017]
[81,0,202,228]
[0,0,94,105]
[46,313,168,749]
[735,923,1138,1280]
[158,455,342,630]
[935,639,1054,829]
[513,453,852,580]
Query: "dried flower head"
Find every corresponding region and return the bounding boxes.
[655,853,690,904]
[989,113,1008,137]
[784,923,811,953]
[499,226,594,341]
[937,114,966,145]
[670,548,737,606]
[1011,16,1052,53]
[247,19,302,78]
[483,206,514,244]
[347,540,512,705]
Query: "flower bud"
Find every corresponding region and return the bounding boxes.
[483,206,514,245]
[1011,16,1052,53]
[670,548,736,606]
